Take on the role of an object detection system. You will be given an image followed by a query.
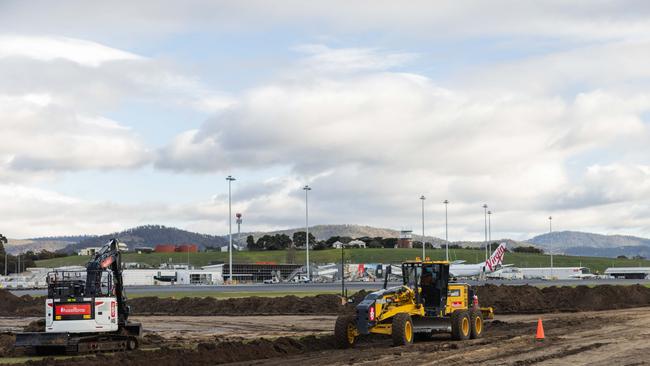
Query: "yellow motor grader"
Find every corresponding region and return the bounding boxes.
[335,259,494,347]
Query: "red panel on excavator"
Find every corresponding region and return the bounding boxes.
[55,303,92,317]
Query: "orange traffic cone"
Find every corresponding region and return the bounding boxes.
[535,318,545,340]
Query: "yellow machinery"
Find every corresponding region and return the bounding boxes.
[335,259,494,348]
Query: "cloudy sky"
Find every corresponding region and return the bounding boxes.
[2,1,650,240]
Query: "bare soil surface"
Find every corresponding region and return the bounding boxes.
[131,315,336,346]
[2,308,650,365]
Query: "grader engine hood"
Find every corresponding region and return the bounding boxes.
[355,286,405,334]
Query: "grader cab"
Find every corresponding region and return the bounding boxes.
[335,259,493,348]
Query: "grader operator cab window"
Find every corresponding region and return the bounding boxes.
[402,262,449,312]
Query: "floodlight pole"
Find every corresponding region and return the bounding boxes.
[226,175,236,283]
[444,200,449,262]
[303,185,312,281]
[488,210,492,254]
[549,216,553,277]
[420,195,426,260]
[483,204,488,261]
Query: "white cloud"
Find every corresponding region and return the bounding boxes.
[156,43,650,239]
[294,44,416,73]
[0,94,151,173]
[4,1,650,42]
[0,35,142,67]
[0,35,234,178]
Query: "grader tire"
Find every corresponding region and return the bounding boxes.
[451,310,471,340]
[470,309,484,339]
[392,313,414,346]
[334,315,357,349]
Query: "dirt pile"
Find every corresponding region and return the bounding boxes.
[4,285,650,319]
[0,290,43,317]
[128,294,347,315]
[128,285,650,316]
[0,333,16,357]
[20,335,337,366]
[23,319,45,332]
[476,284,650,313]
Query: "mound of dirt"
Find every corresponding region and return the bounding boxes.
[475,284,650,313]
[23,319,45,332]
[0,289,43,317]
[5,285,650,319]
[21,334,337,366]
[0,333,16,357]
[128,294,348,316]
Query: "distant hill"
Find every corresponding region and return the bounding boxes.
[10,225,650,259]
[4,237,91,255]
[449,238,528,249]
[62,225,227,253]
[527,231,650,257]
[564,245,650,258]
[527,231,650,249]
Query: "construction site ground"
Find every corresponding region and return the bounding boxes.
[1,308,650,365]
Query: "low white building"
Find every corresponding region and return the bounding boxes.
[78,247,102,256]
[604,267,650,279]
[332,240,366,249]
[487,267,524,280]
[117,265,225,286]
[518,267,593,280]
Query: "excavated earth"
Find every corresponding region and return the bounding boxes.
[4,285,650,318]
[3,285,650,365]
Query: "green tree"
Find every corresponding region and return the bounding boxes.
[292,231,316,248]
[381,238,398,248]
[270,234,292,250]
[256,235,274,250]
[0,233,6,275]
[257,234,292,250]
[247,235,264,251]
[0,233,6,255]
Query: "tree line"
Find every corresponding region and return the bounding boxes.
[245,233,436,251]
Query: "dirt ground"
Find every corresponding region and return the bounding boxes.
[132,315,336,346]
[2,307,650,365]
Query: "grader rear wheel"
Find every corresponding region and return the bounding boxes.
[334,315,357,349]
[470,309,484,339]
[451,310,471,340]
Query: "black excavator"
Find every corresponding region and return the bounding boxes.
[15,239,142,354]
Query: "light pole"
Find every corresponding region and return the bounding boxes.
[341,243,345,297]
[420,195,426,260]
[303,185,312,281]
[483,204,488,261]
[549,216,553,276]
[226,175,236,283]
[487,210,492,255]
[444,199,449,262]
